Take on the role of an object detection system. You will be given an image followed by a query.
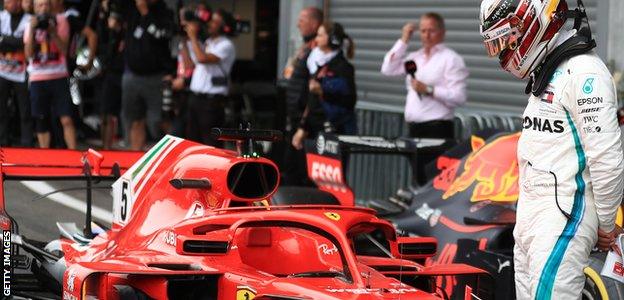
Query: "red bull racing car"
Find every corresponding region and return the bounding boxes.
[0,129,489,299]
[302,130,624,299]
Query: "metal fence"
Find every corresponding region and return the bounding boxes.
[349,108,523,202]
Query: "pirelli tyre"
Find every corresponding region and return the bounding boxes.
[582,252,624,300]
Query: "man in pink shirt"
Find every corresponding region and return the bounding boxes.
[381,13,468,139]
[24,0,75,149]
[381,13,468,185]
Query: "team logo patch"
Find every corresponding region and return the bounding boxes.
[541,90,554,104]
[324,212,341,221]
[582,78,595,94]
[236,286,256,300]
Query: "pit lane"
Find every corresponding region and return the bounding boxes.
[4,180,114,242]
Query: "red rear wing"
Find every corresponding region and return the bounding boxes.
[0,148,143,178]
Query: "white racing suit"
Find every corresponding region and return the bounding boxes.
[515,51,624,299]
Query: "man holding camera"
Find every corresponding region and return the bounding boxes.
[0,0,33,147]
[24,0,75,149]
[184,8,235,147]
[122,0,174,150]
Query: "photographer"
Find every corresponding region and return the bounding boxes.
[0,0,33,146]
[185,8,235,147]
[52,0,98,75]
[24,0,76,149]
[122,0,175,150]
[165,3,211,138]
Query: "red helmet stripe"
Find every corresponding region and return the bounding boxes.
[516,0,529,19]
[518,19,540,57]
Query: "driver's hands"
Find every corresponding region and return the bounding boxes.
[597,225,623,256]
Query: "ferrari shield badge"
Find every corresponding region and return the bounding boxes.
[324,212,341,221]
[236,286,256,300]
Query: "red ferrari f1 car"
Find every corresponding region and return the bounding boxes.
[0,129,488,299]
[302,130,624,299]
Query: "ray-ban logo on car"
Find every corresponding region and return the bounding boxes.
[318,243,338,255]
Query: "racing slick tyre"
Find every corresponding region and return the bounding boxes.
[582,252,624,300]
[272,186,340,205]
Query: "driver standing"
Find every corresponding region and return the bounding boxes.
[480,0,624,298]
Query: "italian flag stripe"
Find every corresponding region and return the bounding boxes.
[133,139,177,194]
[132,137,170,180]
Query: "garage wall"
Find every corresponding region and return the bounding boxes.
[326,0,602,113]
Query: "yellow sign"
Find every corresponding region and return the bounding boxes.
[236,286,256,300]
[324,212,341,221]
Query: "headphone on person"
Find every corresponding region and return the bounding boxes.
[327,22,344,49]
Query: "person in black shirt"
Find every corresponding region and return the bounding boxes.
[292,21,356,149]
[96,4,124,149]
[280,6,323,186]
[0,0,32,146]
[52,0,97,75]
[121,0,174,150]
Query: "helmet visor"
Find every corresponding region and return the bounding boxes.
[481,22,515,57]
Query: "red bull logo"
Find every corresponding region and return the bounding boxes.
[438,133,521,202]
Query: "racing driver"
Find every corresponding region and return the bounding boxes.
[480,0,624,298]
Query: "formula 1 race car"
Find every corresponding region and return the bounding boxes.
[0,129,489,300]
[303,131,624,299]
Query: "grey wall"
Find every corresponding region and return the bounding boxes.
[608,0,624,71]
